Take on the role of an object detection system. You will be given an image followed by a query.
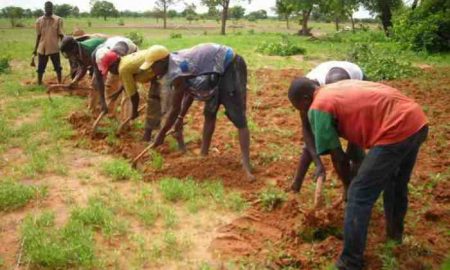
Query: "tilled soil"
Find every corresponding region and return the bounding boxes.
[67,67,450,269]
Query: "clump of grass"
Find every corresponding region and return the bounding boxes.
[379,241,399,270]
[159,177,199,202]
[225,192,248,212]
[70,197,127,237]
[0,181,45,211]
[170,33,182,39]
[148,149,164,171]
[101,158,141,181]
[159,177,248,213]
[0,56,10,74]
[258,186,288,211]
[257,35,306,56]
[21,211,95,268]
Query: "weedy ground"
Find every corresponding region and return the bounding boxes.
[0,18,449,269]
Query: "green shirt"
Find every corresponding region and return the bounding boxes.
[308,109,341,155]
[80,37,107,56]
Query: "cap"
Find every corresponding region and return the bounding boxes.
[139,45,170,70]
[99,51,119,76]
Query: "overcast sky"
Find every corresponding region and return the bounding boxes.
[0,0,372,18]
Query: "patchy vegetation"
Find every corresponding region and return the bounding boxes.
[257,35,306,56]
[0,181,45,211]
[21,212,95,268]
[101,158,141,181]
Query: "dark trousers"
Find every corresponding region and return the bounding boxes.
[337,125,428,270]
[37,53,62,74]
[204,54,248,129]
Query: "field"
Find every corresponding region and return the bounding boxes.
[0,17,449,270]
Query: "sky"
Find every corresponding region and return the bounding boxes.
[0,0,372,18]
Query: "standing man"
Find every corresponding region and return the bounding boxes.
[288,78,428,270]
[290,61,365,195]
[33,1,64,85]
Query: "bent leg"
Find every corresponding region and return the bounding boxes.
[50,53,62,83]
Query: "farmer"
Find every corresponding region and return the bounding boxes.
[60,35,107,88]
[289,61,366,195]
[146,43,254,180]
[92,36,138,113]
[288,78,428,270]
[101,45,171,140]
[33,1,64,85]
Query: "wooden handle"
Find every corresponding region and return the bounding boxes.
[314,175,325,209]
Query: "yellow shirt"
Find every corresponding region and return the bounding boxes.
[35,15,63,55]
[119,50,155,96]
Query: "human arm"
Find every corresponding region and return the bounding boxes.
[152,78,187,147]
[92,56,108,113]
[298,111,326,181]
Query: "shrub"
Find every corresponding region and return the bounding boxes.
[258,186,287,211]
[347,43,417,80]
[101,158,141,181]
[170,32,182,39]
[392,6,450,52]
[0,56,10,74]
[117,19,125,26]
[125,31,144,46]
[257,35,306,56]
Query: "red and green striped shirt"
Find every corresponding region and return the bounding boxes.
[308,80,427,155]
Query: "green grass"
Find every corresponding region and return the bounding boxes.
[70,197,127,237]
[379,241,399,270]
[258,186,288,211]
[147,149,164,171]
[158,177,248,213]
[101,158,141,181]
[21,211,95,268]
[0,180,46,211]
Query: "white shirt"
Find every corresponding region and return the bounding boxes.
[306,61,364,86]
[95,36,138,66]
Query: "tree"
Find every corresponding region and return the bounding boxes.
[72,6,80,17]
[359,0,403,35]
[229,6,245,21]
[54,4,74,17]
[155,0,177,29]
[319,0,359,31]
[24,9,32,18]
[91,1,118,21]
[294,0,321,36]
[275,0,295,29]
[201,0,250,35]
[247,9,268,21]
[1,6,24,27]
[33,9,44,17]
[167,9,178,18]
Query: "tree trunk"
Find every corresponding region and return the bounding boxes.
[298,8,312,36]
[103,15,106,21]
[412,0,419,10]
[220,1,229,35]
[286,14,290,29]
[335,16,339,31]
[351,14,355,32]
[379,2,393,36]
[163,5,167,29]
